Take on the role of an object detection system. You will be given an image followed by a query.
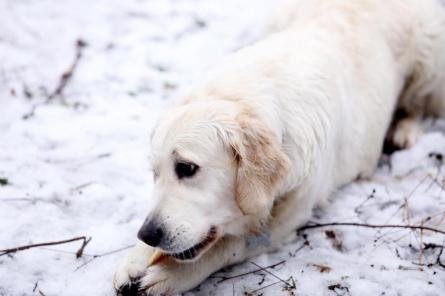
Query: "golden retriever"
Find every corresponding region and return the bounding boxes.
[114,0,445,294]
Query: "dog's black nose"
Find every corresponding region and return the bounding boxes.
[137,220,164,247]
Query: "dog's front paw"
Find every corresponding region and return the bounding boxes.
[113,262,142,294]
[115,282,145,296]
[113,242,156,294]
[137,258,204,296]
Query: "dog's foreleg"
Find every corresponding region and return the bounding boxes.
[266,189,319,248]
[113,241,155,292]
[136,236,248,295]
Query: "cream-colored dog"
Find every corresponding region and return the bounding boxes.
[114,0,445,294]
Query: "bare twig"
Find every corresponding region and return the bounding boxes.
[76,237,92,258]
[23,39,87,120]
[249,261,290,288]
[47,39,87,101]
[298,222,445,235]
[374,212,444,247]
[436,244,445,269]
[382,175,430,226]
[418,218,429,265]
[413,241,445,269]
[354,188,376,215]
[32,281,39,292]
[213,260,286,284]
[0,236,90,257]
[247,279,282,295]
[74,244,134,271]
[288,241,308,257]
[430,241,445,270]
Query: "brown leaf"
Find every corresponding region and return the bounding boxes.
[311,263,332,273]
[325,230,343,252]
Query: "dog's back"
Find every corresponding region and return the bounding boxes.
[187,0,445,195]
[269,0,445,116]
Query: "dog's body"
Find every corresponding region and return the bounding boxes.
[114,0,445,294]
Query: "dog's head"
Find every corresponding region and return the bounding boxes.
[138,99,290,261]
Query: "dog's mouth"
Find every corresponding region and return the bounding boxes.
[167,226,218,261]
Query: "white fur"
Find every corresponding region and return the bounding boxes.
[114,0,445,294]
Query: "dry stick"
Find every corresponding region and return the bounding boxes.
[415,241,445,269]
[47,39,87,101]
[74,244,134,271]
[436,242,445,269]
[289,241,308,257]
[23,39,87,120]
[32,282,38,292]
[382,175,429,226]
[374,212,444,247]
[412,242,445,269]
[248,279,282,295]
[332,169,442,242]
[76,237,92,258]
[371,227,411,254]
[381,218,432,256]
[378,169,441,241]
[298,222,445,235]
[432,175,445,192]
[419,219,428,265]
[391,228,414,244]
[245,262,296,295]
[0,236,91,258]
[214,260,286,284]
[354,188,376,215]
[249,261,291,289]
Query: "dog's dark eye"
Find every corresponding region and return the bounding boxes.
[175,162,199,179]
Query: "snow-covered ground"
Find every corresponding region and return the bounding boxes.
[1,1,444,295]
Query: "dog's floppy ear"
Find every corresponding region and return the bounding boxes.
[228,108,290,224]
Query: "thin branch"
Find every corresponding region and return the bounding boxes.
[354,188,376,215]
[74,244,134,271]
[47,39,87,101]
[248,279,282,295]
[413,241,445,270]
[436,242,445,269]
[76,237,92,258]
[0,236,90,257]
[288,241,308,257]
[23,39,87,120]
[382,175,430,226]
[249,261,290,288]
[298,222,445,235]
[213,260,285,284]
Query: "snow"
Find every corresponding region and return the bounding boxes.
[0,1,444,295]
